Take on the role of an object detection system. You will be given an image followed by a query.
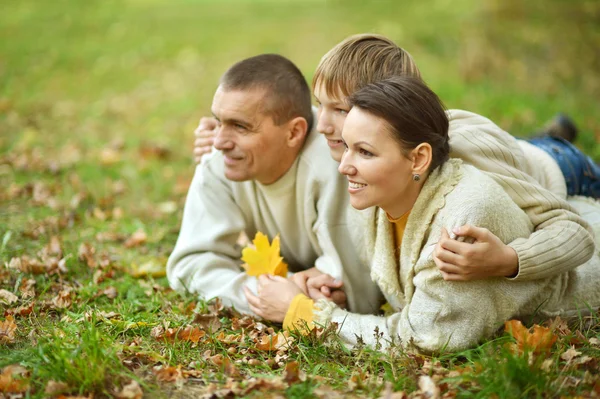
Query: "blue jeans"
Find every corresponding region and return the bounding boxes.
[528,136,600,199]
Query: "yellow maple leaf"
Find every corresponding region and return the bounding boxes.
[241,232,288,277]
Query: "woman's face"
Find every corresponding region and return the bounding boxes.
[313,84,351,162]
[338,107,417,219]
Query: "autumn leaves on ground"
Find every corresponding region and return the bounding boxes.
[2,0,600,398]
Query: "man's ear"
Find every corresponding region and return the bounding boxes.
[286,116,308,148]
[411,143,432,175]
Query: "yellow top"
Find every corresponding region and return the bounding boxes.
[387,210,411,255]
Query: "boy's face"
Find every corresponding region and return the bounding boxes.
[313,84,351,162]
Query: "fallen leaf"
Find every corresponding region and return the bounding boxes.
[193,313,221,331]
[125,229,147,248]
[505,320,557,354]
[102,286,118,299]
[139,143,170,160]
[241,232,288,277]
[129,258,166,278]
[100,147,121,165]
[5,302,35,318]
[78,243,97,268]
[0,316,17,344]
[45,380,69,395]
[0,364,29,393]
[0,289,18,305]
[561,347,582,362]
[283,361,302,385]
[153,365,185,383]
[115,380,143,399]
[418,375,441,399]
[589,337,600,346]
[157,201,177,214]
[52,288,74,309]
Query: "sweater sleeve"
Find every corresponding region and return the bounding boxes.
[449,115,595,281]
[166,158,257,314]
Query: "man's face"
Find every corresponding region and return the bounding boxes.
[211,86,290,184]
[313,84,351,163]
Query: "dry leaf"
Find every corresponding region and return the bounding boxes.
[45,380,69,395]
[78,243,97,268]
[100,147,121,165]
[153,365,185,383]
[505,320,557,354]
[129,258,166,278]
[589,337,600,347]
[241,232,288,277]
[283,361,303,385]
[0,289,18,305]
[125,229,147,248]
[193,314,221,331]
[418,375,441,399]
[102,286,118,299]
[0,364,29,393]
[561,347,582,362]
[115,380,143,399]
[52,288,74,309]
[0,316,17,344]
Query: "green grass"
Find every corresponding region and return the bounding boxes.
[1,0,599,397]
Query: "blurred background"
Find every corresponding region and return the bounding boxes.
[1,0,599,252]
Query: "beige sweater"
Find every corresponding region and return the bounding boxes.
[447,110,595,280]
[166,128,383,315]
[314,159,600,353]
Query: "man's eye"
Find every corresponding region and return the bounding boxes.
[235,124,246,130]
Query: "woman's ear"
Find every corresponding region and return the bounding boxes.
[287,116,308,148]
[411,143,433,175]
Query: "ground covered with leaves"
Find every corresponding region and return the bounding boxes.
[2,0,600,397]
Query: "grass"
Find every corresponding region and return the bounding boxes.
[1,0,599,397]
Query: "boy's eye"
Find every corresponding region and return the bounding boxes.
[336,108,348,115]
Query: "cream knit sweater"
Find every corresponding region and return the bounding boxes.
[447,110,595,280]
[166,128,383,315]
[314,159,600,354]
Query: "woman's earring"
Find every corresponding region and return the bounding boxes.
[412,174,421,182]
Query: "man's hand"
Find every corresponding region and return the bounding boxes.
[243,274,303,322]
[193,117,218,164]
[306,274,347,309]
[433,225,519,281]
[289,267,325,296]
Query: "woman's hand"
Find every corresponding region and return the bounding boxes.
[243,274,303,322]
[306,274,347,309]
[433,226,519,281]
[193,117,217,164]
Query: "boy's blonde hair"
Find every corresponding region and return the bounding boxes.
[312,33,421,99]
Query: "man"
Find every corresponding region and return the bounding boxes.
[167,54,382,315]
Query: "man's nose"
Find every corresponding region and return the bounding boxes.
[213,126,234,151]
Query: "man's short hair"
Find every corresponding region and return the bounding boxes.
[220,54,314,132]
[313,34,421,100]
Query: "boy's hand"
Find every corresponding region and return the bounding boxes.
[306,274,346,309]
[193,117,218,164]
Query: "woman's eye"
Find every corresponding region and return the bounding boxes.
[359,149,373,157]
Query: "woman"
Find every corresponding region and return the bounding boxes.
[244,76,600,354]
